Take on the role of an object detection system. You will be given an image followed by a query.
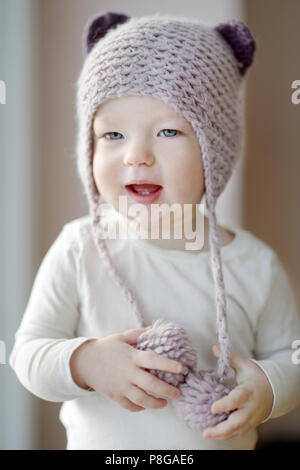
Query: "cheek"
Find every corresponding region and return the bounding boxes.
[92,152,120,199]
[92,153,104,187]
[168,155,204,203]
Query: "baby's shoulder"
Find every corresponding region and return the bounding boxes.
[60,214,93,252]
[226,225,281,291]
[233,226,277,261]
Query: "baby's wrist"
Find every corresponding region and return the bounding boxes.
[70,338,97,390]
[250,360,274,419]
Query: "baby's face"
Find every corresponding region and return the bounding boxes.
[92,95,204,223]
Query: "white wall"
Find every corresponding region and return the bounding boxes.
[0,0,42,449]
[244,0,300,446]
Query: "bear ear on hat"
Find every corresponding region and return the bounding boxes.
[82,11,130,55]
[215,19,256,76]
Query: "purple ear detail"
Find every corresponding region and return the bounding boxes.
[215,19,256,76]
[83,11,130,55]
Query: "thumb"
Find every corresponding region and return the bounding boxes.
[212,345,248,372]
[121,326,152,345]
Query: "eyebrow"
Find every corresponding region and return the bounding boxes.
[94,113,187,124]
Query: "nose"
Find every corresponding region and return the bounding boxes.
[123,144,155,167]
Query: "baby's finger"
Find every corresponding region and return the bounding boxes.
[120,327,152,345]
[117,395,146,412]
[134,368,181,400]
[135,349,183,375]
[203,408,248,440]
[127,384,168,409]
[211,386,250,414]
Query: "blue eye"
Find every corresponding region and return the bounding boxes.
[104,132,123,140]
[160,129,178,137]
[103,129,178,140]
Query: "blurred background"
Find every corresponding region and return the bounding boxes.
[0,0,299,450]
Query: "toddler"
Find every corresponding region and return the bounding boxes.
[9,12,300,450]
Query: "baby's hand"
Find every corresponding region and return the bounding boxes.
[70,327,182,412]
[202,346,274,440]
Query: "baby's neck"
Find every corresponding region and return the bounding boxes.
[143,219,209,253]
[127,215,235,253]
[103,205,235,253]
[127,214,211,253]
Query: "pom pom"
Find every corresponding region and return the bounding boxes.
[83,11,130,55]
[136,319,197,387]
[172,370,233,430]
[215,19,256,75]
[136,319,233,430]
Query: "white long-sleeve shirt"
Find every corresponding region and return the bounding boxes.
[9,213,300,450]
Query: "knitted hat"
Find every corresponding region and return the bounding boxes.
[76,12,256,430]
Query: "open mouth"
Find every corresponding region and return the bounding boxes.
[126,184,162,195]
[125,184,163,203]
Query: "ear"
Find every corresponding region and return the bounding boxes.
[215,19,256,76]
[82,11,130,55]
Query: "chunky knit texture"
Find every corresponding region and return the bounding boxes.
[136,319,233,430]
[75,11,256,430]
[136,319,198,387]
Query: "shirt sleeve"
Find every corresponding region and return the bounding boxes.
[9,223,95,402]
[250,251,300,421]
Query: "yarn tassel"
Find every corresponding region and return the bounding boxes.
[135,318,233,431]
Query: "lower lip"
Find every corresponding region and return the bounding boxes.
[125,186,163,204]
